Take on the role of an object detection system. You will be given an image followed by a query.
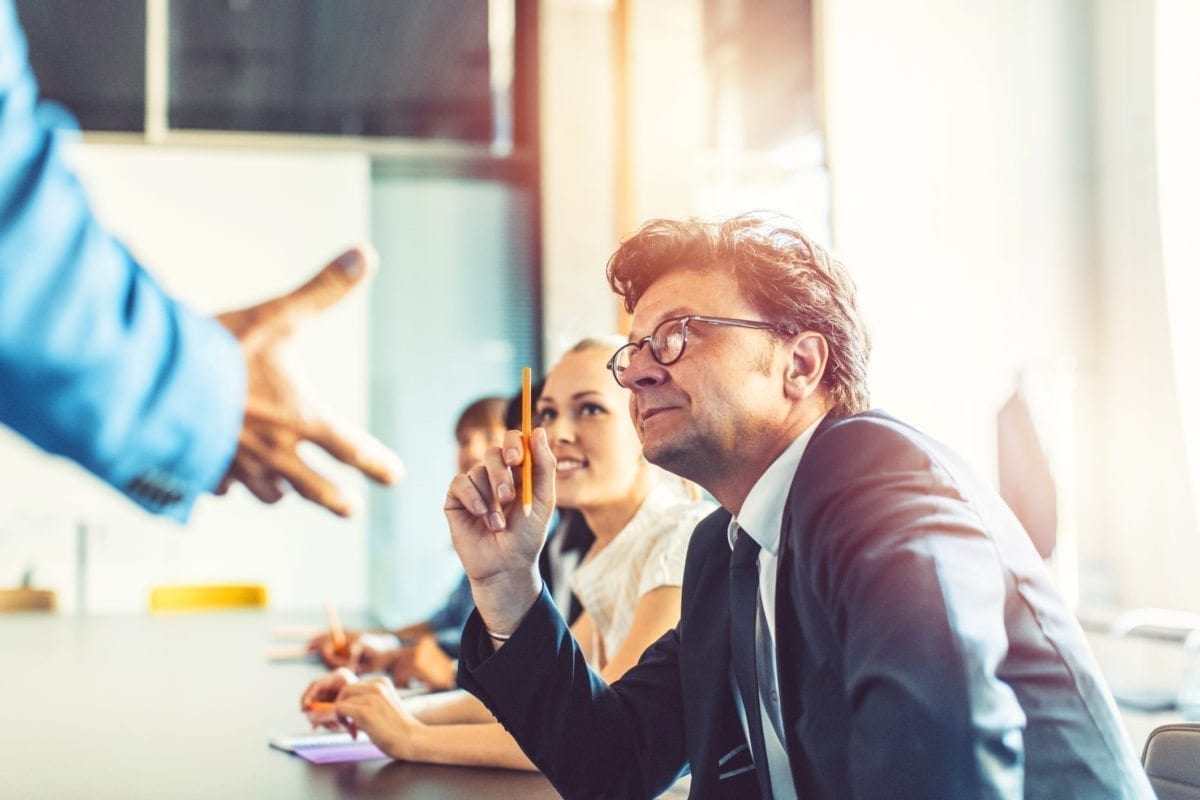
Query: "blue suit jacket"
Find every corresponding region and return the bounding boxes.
[459,411,1153,799]
[0,0,244,520]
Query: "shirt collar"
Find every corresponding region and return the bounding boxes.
[727,415,826,556]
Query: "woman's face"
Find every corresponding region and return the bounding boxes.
[536,347,645,510]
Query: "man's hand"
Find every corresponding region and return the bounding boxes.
[443,428,556,638]
[215,246,404,516]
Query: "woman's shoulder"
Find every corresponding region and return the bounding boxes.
[627,492,716,594]
[633,488,715,545]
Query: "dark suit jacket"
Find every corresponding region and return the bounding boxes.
[459,411,1152,799]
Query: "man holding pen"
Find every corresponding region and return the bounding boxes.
[443,215,1150,798]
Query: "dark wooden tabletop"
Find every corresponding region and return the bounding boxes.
[0,610,560,799]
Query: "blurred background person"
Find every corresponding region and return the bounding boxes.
[308,396,509,689]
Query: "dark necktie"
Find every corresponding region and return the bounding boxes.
[730,529,774,800]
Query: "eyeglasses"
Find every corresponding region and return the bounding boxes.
[607,315,787,387]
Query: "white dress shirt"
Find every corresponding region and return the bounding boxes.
[727,415,824,800]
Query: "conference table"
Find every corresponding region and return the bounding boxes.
[0,609,561,799]
[5,607,1170,797]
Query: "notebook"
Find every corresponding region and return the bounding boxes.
[269,732,388,764]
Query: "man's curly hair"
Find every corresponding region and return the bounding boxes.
[606,213,871,417]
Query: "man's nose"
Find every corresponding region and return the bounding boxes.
[621,346,667,389]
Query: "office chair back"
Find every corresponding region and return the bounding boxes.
[149,584,268,613]
[1143,723,1200,799]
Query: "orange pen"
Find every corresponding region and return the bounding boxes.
[324,600,347,655]
[522,366,532,508]
[304,701,336,714]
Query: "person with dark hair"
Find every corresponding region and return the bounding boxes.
[308,396,510,689]
[439,214,1151,798]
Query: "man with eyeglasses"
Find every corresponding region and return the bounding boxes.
[445,214,1151,799]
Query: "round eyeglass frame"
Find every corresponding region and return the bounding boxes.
[606,314,789,387]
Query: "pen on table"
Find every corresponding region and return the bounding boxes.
[324,600,347,655]
[522,366,533,510]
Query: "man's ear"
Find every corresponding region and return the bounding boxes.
[782,332,829,402]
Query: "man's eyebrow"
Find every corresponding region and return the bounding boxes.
[629,307,691,340]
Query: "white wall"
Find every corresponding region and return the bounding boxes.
[0,143,373,613]
[539,0,623,358]
[822,0,1200,611]
[823,0,1094,467]
[1090,0,1198,610]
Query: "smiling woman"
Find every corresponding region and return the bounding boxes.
[299,335,714,772]
[537,337,711,671]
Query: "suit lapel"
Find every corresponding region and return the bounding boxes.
[773,411,847,793]
[680,513,760,796]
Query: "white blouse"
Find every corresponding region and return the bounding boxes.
[569,480,716,663]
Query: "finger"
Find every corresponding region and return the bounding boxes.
[444,472,491,518]
[238,432,353,517]
[530,428,557,513]
[481,446,516,510]
[320,640,349,668]
[335,713,358,740]
[307,416,405,486]
[468,461,508,532]
[230,457,286,504]
[301,669,353,708]
[501,429,526,468]
[348,641,364,674]
[257,246,378,325]
[300,676,333,705]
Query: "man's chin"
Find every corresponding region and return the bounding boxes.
[642,437,701,481]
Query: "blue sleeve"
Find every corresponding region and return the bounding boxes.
[0,1,246,521]
[426,573,475,645]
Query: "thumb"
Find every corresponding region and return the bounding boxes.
[531,427,556,514]
[261,245,378,325]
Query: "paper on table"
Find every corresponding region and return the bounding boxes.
[269,732,388,764]
[296,743,387,764]
[265,644,318,662]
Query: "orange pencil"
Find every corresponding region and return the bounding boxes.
[522,366,532,508]
[324,600,347,655]
[305,701,336,714]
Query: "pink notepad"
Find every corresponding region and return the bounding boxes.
[270,732,388,764]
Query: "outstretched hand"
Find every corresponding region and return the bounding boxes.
[215,246,404,516]
[443,427,556,635]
